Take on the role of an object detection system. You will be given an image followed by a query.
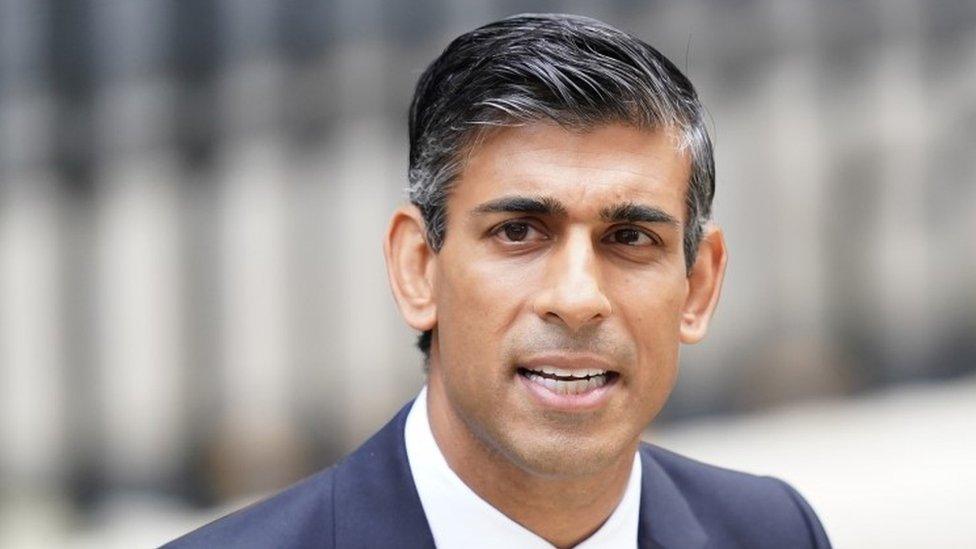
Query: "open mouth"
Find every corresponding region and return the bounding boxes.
[517,366,620,395]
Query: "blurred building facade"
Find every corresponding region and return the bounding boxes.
[1,0,974,522]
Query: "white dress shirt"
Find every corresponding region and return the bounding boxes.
[404,386,642,548]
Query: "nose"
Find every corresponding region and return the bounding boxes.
[532,228,612,333]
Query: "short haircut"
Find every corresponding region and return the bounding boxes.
[407,13,715,358]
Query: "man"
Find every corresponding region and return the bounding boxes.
[167,13,831,548]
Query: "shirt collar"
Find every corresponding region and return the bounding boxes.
[404,385,642,548]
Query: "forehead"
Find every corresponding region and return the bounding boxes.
[453,122,692,221]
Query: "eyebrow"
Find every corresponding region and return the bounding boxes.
[471,195,568,217]
[470,195,679,227]
[600,202,679,227]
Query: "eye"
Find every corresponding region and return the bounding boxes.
[493,221,545,243]
[605,227,657,246]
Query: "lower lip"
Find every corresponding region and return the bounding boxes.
[517,370,618,412]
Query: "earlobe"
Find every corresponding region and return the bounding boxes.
[679,224,727,344]
[383,205,438,332]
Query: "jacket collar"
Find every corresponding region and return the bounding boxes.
[637,444,710,548]
[333,401,436,548]
[333,401,708,549]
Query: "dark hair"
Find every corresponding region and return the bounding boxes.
[407,13,715,359]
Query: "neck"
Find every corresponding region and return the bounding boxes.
[425,376,637,548]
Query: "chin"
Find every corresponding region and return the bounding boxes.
[496,430,627,478]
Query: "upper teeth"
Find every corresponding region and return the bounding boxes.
[530,366,607,378]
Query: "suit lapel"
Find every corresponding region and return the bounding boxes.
[637,444,709,549]
[333,401,436,548]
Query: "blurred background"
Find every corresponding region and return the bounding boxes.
[1,0,973,547]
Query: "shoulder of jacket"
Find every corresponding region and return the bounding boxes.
[162,466,338,549]
[640,443,831,548]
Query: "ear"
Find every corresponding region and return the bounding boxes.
[680,223,727,344]
[383,204,437,332]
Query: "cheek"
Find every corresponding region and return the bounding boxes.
[435,252,536,359]
[613,266,686,322]
[612,272,687,365]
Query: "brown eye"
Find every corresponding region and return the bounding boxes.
[502,222,529,241]
[491,220,547,246]
[609,227,654,246]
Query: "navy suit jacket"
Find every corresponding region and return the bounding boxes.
[165,402,831,548]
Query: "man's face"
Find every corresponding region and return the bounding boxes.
[428,122,695,476]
